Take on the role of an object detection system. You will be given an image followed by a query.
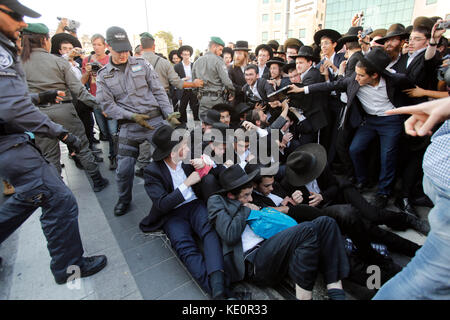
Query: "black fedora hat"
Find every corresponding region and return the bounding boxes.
[285,143,327,187]
[169,50,180,62]
[217,164,259,193]
[314,29,342,46]
[212,103,234,114]
[338,26,363,46]
[151,125,184,162]
[282,61,296,74]
[234,103,252,116]
[374,24,409,45]
[275,45,286,54]
[357,47,391,76]
[200,109,221,125]
[234,40,250,52]
[284,38,304,51]
[245,162,279,180]
[207,123,231,144]
[178,45,193,57]
[267,40,280,52]
[266,56,286,68]
[290,45,315,60]
[255,44,274,59]
[51,33,82,55]
[222,47,234,58]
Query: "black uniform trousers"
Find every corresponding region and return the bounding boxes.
[179,89,200,123]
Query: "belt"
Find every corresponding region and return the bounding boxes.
[201,91,223,97]
[38,100,72,108]
[118,108,162,125]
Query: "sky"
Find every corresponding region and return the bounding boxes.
[21,0,258,52]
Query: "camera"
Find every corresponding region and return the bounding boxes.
[90,61,102,73]
[245,90,265,109]
[437,20,450,30]
[57,17,81,33]
[361,27,373,39]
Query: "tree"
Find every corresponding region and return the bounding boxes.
[154,31,178,57]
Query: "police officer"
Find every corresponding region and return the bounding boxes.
[192,37,235,118]
[96,26,174,217]
[20,23,109,193]
[0,0,107,284]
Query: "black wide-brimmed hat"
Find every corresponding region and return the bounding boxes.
[284,38,304,50]
[152,125,184,162]
[245,163,279,180]
[51,33,82,55]
[169,50,180,62]
[338,26,363,46]
[217,164,259,193]
[178,45,193,57]
[0,0,41,18]
[266,56,286,68]
[282,61,296,74]
[374,24,409,45]
[285,143,327,187]
[222,47,234,58]
[234,103,252,116]
[357,47,392,76]
[275,45,286,54]
[207,122,231,144]
[212,103,234,114]
[267,40,280,52]
[255,44,274,59]
[314,29,342,47]
[200,109,222,125]
[290,45,315,60]
[234,40,250,52]
[370,28,387,39]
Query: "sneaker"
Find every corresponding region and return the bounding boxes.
[55,255,107,285]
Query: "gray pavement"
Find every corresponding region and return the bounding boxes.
[0,130,429,300]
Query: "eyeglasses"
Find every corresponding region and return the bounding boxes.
[0,8,24,22]
[409,37,426,43]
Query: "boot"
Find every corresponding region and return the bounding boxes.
[55,255,107,285]
[71,155,84,170]
[3,180,15,196]
[91,171,109,192]
[209,270,225,300]
[109,156,117,171]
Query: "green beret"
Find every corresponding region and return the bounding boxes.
[22,23,49,35]
[211,36,225,47]
[140,32,154,40]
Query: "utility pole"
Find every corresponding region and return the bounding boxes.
[144,0,150,32]
[285,0,291,42]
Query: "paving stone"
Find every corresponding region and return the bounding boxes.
[157,280,208,300]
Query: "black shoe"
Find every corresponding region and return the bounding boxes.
[89,146,103,154]
[71,155,84,170]
[135,168,144,178]
[404,212,430,236]
[55,255,107,285]
[371,194,389,209]
[114,201,130,216]
[411,195,434,208]
[93,154,104,163]
[109,157,117,171]
[92,171,109,192]
[395,197,419,217]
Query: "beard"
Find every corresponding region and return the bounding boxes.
[385,45,401,61]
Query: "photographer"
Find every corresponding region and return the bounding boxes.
[82,34,118,170]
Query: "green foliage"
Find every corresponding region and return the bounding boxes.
[155,31,178,57]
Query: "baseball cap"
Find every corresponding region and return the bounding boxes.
[0,0,41,18]
[106,26,132,52]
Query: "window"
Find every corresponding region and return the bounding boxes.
[262,32,269,42]
[262,14,269,23]
[262,0,269,4]
[426,0,437,4]
[299,28,306,39]
[288,30,293,38]
[275,0,282,2]
[274,13,281,21]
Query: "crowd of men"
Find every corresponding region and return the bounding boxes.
[1,0,449,300]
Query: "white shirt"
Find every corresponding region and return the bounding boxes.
[164,161,197,208]
[356,77,395,117]
[183,61,192,82]
[305,179,321,194]
[250,82,262,100]
[258,65,266,78]
[242,224,265,254]
[407,47,426,69]
[254,190,284,207]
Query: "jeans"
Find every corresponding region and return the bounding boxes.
[349,115,404,195]
[373,175,450,300]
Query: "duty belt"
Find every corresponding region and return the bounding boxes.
[118,108,162,125]
[201,91,223,97]
[38,100,72,108]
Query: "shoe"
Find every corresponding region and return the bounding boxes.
[135,168,144,178]
[89,146,103,154]
[395,197,419,217]
[114,201,130,216]
[371,194,389,209]
[91,171,109,192]
[411,195,434,208]
[71,155,84,170]
[109,156,117,171]
[3,180,15,196]
[209,270,226,300]
[93,154,104,163]
[355,182,370,192]
[55,255,107,285]
[404,212,430,236]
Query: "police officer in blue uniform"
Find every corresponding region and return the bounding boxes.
[0,0,107,284]
[96,26,174,216]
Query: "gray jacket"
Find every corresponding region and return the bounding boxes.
[207,194,251,283]
[192,51,234,93]
[0,33,66,153]
[96,56,173,121]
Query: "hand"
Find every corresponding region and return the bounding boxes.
[224,160,234,168]
[289,107,302,119]
[61,133,81,154]
[282,132,293,146]
[246,152,255,163]
[38,90,65,105]
[338,60,347,76]
[102,112,109,118]
[167,112,181,127]
[431,19,447,44]
[242,121,257,131]
[308,192,323,207]
[58,18,69,29]
[351,13,362,27]
[385,97,450,136]
[319,64,330,78]
[288,84,303,94]
[193,79,204,88]
[184,171,201,187]
[292,190,303,204]
[357,30,371,46]
[132,114,155,130]
[322,60,337,73]
[254,103,266,112]
[244,203,260,211]
[269,101,282,109]
[403,86,427,98]
[281,196,296,206]
[190,158,206,170]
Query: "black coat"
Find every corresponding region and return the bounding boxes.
[139,161,203,232]
[242,78,275,104]
[228,65,246,105]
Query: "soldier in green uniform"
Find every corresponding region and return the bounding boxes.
[192,37,235,118]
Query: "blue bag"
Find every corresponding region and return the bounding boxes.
[247,207,298,239]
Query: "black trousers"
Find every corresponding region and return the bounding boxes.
[245,216,349,291]
[335,125,357,176]
[74,101,95,147]
[180,89,200,123]
[321,97,344,164]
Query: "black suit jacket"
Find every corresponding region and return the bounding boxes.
[242,78,275,104]
[228,65,246,105]
[307,71,414,129]
[139,161,203,232]
[316,52,346,80]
